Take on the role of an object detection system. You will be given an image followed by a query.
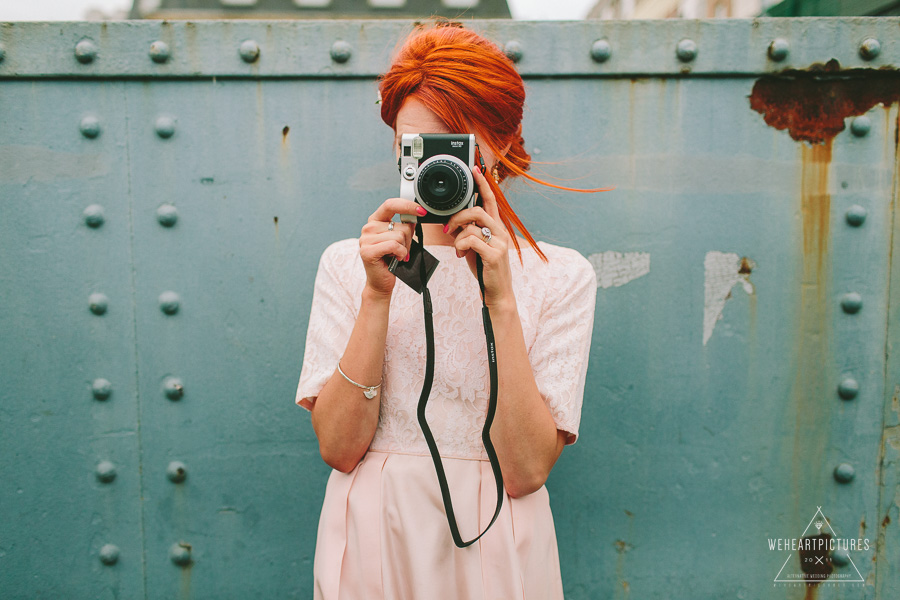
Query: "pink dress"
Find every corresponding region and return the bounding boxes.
[295,237,597,600]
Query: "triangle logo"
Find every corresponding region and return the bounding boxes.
[772,506,866,584]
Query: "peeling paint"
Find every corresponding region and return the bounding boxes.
[703,251,756,345]
[884,425,900,453]
[587,251,650,289]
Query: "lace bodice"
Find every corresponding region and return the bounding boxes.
[295,237,597,461]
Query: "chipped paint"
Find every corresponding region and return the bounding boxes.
[703,251,756,345]
[587,251,650,289]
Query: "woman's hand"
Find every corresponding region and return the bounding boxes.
[444,167,516,310]
[359,198,426,297]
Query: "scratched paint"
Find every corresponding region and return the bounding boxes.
[586,251,650,289]
[703,251,756,346]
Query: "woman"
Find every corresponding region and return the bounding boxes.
[295,20,608,599]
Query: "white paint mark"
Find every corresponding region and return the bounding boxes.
[587,251,650,289]
[703,251,756,346]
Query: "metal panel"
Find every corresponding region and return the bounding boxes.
[0,81,146,598]
[0,17,898,599]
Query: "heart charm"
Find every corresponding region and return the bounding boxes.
[363,389,377,399]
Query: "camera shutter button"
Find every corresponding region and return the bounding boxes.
[403,165,416,180]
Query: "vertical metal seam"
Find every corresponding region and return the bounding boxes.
[121,81,150,600]
[875,102,900,597]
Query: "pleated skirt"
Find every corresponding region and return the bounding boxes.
[310,450,565,600]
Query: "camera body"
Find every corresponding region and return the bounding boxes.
[397,133,484,225]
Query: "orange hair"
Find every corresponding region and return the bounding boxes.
[377,18,614,264]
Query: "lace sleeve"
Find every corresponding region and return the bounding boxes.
[294,241,359,412]
[529,250,598,445]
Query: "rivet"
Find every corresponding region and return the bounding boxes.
[330,40,352,63]
[859,38,880,60]
[80,116,101,139]
[838,377,859,400]
[850,115,871,137]
[157,204,178,227]
[89,292,109,315]
[167,461,187,483]
[99,543,120,565]
[149,40,170,63]
[95,460,117,483]
[590,39,611,63]
[92,378,113,401]
[676,39,697,62]
[75,39,98,64]
[164,376,185,401]
[840,292,862,314]
[169,542,192,566]
[845,204,867,227]
[154,116,175,139]
[767,38,789,62]
[83,204,105,228]
[159,290,180,315]
[239,39,260,63]
[831,547,850,566]
[833,462,855,483]
[504,40,523,63]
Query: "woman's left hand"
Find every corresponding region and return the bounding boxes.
[444,166,516,310]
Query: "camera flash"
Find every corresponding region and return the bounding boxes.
[412,136,424,159]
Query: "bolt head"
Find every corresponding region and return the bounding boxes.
[859,38,880,60]
[239,40,260,63]
[676,39,697,62]
[767,38,789,62]
[504,40,523,64]
[591,40,611,63]
[330,41,352,64]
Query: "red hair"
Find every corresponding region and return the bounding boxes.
[377,18,613,264]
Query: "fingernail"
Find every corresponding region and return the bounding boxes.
[442,224,449,233]
[456,249,462,258]
[416,206,427,216]
[405,253,410,261]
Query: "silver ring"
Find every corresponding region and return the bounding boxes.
[388,221,394,231]
[481,226,492,244]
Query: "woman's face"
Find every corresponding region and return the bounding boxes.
[393,96,500,171]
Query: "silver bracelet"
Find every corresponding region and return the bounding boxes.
[337,360,382,399]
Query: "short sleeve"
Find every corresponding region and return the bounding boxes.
[529,250,598,445]
[294,241,359,412]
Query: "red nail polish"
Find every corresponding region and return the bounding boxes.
[405,253,410,261]
[416,206,427,216]
[442,224,449,233]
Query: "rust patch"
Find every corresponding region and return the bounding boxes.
[882,514,891,527]
[749,60,900,144]
[282,125,290,141]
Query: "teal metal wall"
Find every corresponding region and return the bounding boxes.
[1,17,898,599]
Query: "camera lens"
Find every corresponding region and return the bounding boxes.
[417,159,468,211]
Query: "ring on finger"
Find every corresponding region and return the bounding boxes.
[388,221,394,232]
[481,226,492,244]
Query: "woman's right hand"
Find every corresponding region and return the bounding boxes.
[359,198,426,297]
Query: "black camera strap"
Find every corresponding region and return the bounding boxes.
[412,220,504,549]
